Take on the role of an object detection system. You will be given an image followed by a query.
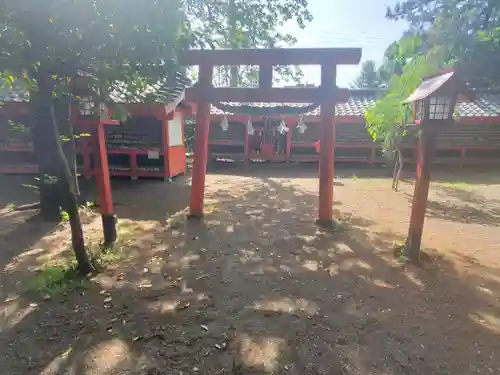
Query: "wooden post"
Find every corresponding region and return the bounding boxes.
[189,63,213,218]
[162,118,171,178]
[405,126,436,261]
[244,123,250,165]
[286,124,292,163]
[95,120,117,245]
[317,65,336,225]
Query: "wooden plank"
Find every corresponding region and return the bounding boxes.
[186,87,350,104]
[180,48,362,66]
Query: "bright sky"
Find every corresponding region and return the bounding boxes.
[281,0,409,87]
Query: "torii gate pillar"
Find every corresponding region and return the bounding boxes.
[181,48,362,222]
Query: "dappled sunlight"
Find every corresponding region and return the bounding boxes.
[39,346,74,375]
[0,298,36,332]
[253,297,319,316]
[302,259,320,272]
[149,298,182,314]
[404,270,425,289]
[239,334,285,372]
[469,311,500,334]
[82,338,132,374]
[340,258,372,272]
[2,169,500,373]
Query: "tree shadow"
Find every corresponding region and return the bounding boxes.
[1,172,499,375]
[403,183,500,226]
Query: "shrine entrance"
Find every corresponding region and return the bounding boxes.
[249,118,288,161]
[181,48,361,224]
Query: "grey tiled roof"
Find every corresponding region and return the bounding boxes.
[0,86,30,103]
[456,92,500,117]
[0,72,190,105]
[210,89,500,118]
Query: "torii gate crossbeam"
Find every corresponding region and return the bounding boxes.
[180,48,362,225]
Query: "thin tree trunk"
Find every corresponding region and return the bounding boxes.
[55,96,82,201]
[32,72,93,274]
[391,152,399,191]
[396,148,404,189]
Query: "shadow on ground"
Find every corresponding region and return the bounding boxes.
[0,170,499,375]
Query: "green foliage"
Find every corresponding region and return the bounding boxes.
[0,0,188,103]
[365,50,440,157]
[385,0,500,88]
[351,60,382,88]
[184,116,195,152]
[29,260,87,298]
[185,0,313,86]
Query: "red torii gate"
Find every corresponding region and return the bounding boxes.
[180,48,362,225]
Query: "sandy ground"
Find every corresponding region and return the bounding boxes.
[0,164,499,375]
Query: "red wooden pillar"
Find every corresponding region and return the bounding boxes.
[317,65,336,225]
[95,120,117,245]
[189,64,214,218]
[243,123,250,165]
[405,127,436,260]
[162,117,171,178]
[285,121,292,163]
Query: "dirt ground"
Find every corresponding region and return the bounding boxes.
[0,164,499,375]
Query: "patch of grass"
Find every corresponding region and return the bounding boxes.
[5,202,15,211]
[167,214,185,229]
[29,259,87,298]
[95,246,123,268]
[60,209,70,222]
[204,204,218,214]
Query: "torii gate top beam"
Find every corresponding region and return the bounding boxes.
[179,48,362,66]
[180,48,362,103]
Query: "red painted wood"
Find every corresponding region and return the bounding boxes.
[259,64,273,89]
[286,128,292,163]
[406,127,437,260]
[189,63,214,217]
[318,65,336,222]
[95,121,114,215]
[130,151,138,175]
[180,48,361,66]
[244,126,250,165]
[187,87,350,104]
[167,146,187,177]
[162,118,171,176]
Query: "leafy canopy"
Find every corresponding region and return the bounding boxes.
[385,0,500,87]
[365,38,441,156]
[0,0,188,95]
[185,0,313,86]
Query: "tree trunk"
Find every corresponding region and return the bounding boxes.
[32,93,65,221]
[392,148,404,191]
[32,72,93,274]
[55,96,82,201]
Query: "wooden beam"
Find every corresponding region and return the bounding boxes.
[186,87,350,104]
[259,64,273,89]
[180,48,362,66]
